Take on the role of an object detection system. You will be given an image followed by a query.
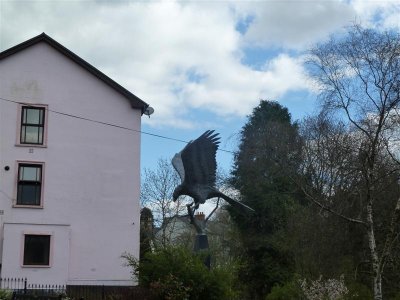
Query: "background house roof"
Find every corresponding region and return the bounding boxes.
[0,33,149,114]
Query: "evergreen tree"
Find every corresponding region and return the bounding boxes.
[230,100,303,299]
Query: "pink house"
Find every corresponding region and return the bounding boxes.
[0,33,150,285]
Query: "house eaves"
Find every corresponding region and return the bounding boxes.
[0,33,149,114]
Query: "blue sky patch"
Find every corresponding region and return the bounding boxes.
[186,68,208,84]
[235,15,255,35]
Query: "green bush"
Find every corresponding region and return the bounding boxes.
[150,273,191,300]
[344,282,373,300]
[0,289,12,300]
[391,292,400,300]
[265,280,303,300]
[123,246,237,300]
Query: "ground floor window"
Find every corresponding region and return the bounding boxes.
[23,234,51,266]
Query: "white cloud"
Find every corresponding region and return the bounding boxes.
[238,0,399,50]
[177,53,310,117]
[352,0,400,29]
[0,0,398,129]
[239,0,356,49]
[0,1,312,128]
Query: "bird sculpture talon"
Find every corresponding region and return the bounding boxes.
[186,202,195,216]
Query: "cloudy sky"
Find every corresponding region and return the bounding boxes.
[1,0,399,174]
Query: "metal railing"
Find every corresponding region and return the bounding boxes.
[0,278,65,299]
[0,278,154,300]
[0,277,27,290]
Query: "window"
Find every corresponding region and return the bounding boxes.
[23,234,51,266]
[20,106,46,145]
[16,163,43,206]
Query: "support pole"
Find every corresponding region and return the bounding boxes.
[187,198,220,270]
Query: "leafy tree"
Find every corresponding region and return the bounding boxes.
[230,100,303,299]
[305,25,400,300]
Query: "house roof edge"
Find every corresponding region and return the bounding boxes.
[0,33,149,114]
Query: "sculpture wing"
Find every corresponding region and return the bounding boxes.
[172,152,185,183]
[180,130,220,186]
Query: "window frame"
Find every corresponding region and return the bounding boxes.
[22,232,52,268]
[14,161,45,208]
[16,104,48,147]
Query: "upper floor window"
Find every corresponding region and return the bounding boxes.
[16,163,43,206]
[20,106,46,145]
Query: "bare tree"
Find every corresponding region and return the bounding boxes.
[141,158,186,248]
[306,25,400,300]
[300,113,364,223]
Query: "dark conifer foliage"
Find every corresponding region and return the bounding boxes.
[230,100,304,299]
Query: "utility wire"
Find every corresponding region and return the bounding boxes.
[0,189,14,201]
[0,96,235,154]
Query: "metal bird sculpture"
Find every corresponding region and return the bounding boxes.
[172,130,254,213]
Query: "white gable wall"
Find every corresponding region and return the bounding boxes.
[0,42,141,285]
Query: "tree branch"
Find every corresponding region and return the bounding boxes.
[300,186,367,226]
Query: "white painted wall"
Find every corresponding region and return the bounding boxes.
[0,42,141,285]
[2,223,70,285]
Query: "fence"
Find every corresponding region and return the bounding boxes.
[0,278,155,300]
[0,278,26,290]
[67,285,155,300]
[1,278,66,299]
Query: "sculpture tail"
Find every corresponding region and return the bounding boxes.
[218,193,255,213]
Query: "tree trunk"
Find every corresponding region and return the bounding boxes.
[367,227,383,300]
[373,273,383,300]
[366,202,383,300]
